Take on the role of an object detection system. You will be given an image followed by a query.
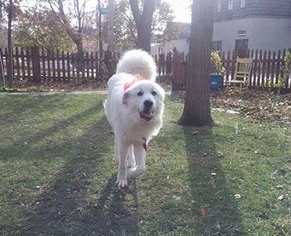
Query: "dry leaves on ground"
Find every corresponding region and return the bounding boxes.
[211,88,291,125]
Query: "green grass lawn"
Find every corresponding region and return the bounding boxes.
[0,93,290,236]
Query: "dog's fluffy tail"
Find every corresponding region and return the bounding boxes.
[116,49,157,81]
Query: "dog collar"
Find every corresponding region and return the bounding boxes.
[124,76,146,90]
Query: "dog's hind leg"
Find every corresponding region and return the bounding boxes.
[128,144,146,178]
[127,145,136,168]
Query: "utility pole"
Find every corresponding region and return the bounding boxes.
[107,0,114,51]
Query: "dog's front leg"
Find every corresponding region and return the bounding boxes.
[128,144,146,178]
[114,136,119,162]
[117,141,130,188]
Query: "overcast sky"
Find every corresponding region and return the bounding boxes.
[165,0,191,23]
[19,0,192,23]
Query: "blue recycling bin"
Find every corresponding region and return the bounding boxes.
[209,74,223,91]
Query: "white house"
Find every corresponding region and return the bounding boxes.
[152,0,291,55]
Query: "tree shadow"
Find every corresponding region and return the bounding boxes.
[1,108,101,162]
[10,101,141,235]
[183,126,247,235]
[0,94,68,126]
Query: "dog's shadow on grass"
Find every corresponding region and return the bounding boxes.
[93,175,140,236]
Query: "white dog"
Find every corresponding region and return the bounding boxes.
[104,49,165,187]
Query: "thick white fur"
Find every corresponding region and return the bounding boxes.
[104,49,165,187]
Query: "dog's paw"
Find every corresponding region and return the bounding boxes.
[117,176,127,188]
[128,167,145,178]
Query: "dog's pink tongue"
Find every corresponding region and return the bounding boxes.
[143,111,152,117]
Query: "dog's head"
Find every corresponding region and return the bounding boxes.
[122,80,164,123]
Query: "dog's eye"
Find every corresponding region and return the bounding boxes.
[151,91,157,96]
[137,91,143,96]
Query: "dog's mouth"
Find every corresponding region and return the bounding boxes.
[140,110,154,121]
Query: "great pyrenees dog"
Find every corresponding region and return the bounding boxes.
[104,49,165,187]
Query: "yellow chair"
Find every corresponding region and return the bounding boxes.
[226,57,253,92]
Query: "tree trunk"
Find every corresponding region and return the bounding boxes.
[54,0,84,69]
[178,0,214,127]
[7,0,13,87]
[0,56,5,87]
[129,0,155,52]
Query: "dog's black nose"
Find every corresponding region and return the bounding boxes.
[144,100,153,108]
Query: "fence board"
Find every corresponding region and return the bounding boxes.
[0,46,119,85]
[165,48,290,91]
[0,46,290,91]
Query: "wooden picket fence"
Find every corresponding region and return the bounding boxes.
[0,46,119,85]
[222,49,290,90]
[0,46,290,92]
[156,48,291,92]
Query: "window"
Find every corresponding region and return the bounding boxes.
[212,41,222,51]
[228,0,234,19]
[217,0,222,12]
[228,0,234,10]
[235,39,248,57]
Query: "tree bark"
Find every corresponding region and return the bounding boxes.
[178,0,214,127]
[0,52,5,86]
[129,0,155,52]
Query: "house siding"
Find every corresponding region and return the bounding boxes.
[214,18,291,51]
[246,0,291,18]
[215,0,291,20]
[153,0,291,54]
[213,0,291,52]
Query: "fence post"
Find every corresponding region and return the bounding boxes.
[166,51,172,75]
[32,45,41,83]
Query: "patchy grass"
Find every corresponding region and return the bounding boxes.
[0,93,290,235]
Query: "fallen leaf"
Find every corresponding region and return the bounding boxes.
[217,152,225,157]
[278,195,284,201]
[276,185,284,190]
[234,194,241,199]
[198,208,207,216]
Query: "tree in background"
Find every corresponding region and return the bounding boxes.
[129,0,155,52]
[12,0,178,54]
[0,0,22,86]
[129,0,158,52]
[36,0,96,57]
[0,1,6,86]
[14,10,75,51]
[151,1,179,44]
[105,0,178,51]
[178,0,214,126]
[156,21,181,45]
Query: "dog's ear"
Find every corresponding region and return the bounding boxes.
[122,91,130,105]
